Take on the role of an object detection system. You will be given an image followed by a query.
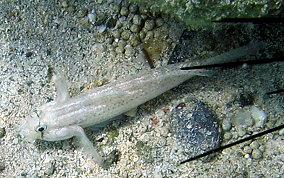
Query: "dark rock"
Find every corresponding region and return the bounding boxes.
[171,98,222,160]
[25,51,33,57]
[236,92,255,107]
[0,127,5,138]
[0,163,5,172]
[102,149,121,169]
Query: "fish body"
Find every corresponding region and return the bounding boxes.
[19,63,207,165]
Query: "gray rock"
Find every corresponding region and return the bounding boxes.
[250,106,267,128]
[222,119,232,131]
[43,162,54,176]
[233,109,254,127]
[252,149,263,159]
[250,141,260,149]
[0,163,5,172]
[223,132,232,140]
[243,145,252,154]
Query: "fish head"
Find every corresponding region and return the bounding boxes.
[19,110,47,142]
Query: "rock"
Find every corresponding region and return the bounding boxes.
[0,127,5,138]
[237,92,255,107]
[120,6,129,16]
[124,45,135,57]
[25,51,33,57]
[43,162,54,176]
[243,146,252,154]
[12,138,18,145]
[223,132,232,140]
[132,15,142,25]
[106,17,117,28]
[0,163,5,172]
[279,129,284,135]
[233,109,254,128]
[250,106,267,128]
[155,18,164,27]
[102,149,121,170]
[129,4,138,13]
[144,20,155,31]
[251,149,263,159]
[249,141,260,149]
[171,98,222,157]
[237,127,247,137]
[130,24,140,33]
[222,119,232,131]
[87,13,96,23]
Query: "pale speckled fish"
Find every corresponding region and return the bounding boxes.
[19,42,265,166]
[19,62,208,165]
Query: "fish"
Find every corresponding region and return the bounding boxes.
[19,42,266,166]
[19,62,208,165]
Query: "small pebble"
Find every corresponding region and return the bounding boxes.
[156,137,167,147]
[79,17,89,25]
[259,145,266,152]
[129,35,139,47]
[0,163,5,172]
[279,128,284,135]
[251,149,263,159]
[12,138,19,144]
[139,31,146,40]
[77,9,87,18]
[222,119,232,131]
[244,154,250,159]
[25,51,33,57]
[87,13,96,23]
[97,25,107,33]
[61,1,68,8]
[112,30,121,38]
[129,4,138,13]
[117,40,127,48]
[120,7,129,16]
[233,110,254,127]
[115,46,124,54]
[130,24,140,33]
[139,6,148,14]
[124,45,135,57]
[144,20,155,31]
[155,18,164,27]
[132,15,142,25]
[43,162,55,175]
[121,31,131,40]
[250,106,267,128]
[223,132,232,140]
[145,31,154,40]
[237,127,246,137]
[250,141,260,149]
[0,127,6,138]
[243,146,252,154]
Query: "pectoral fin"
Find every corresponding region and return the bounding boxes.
[52,72,70,102]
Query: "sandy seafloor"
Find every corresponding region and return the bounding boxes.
[0,0,283,177]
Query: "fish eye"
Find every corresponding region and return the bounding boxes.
[35,125,47,132]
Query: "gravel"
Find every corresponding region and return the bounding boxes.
[0,0,283,177]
